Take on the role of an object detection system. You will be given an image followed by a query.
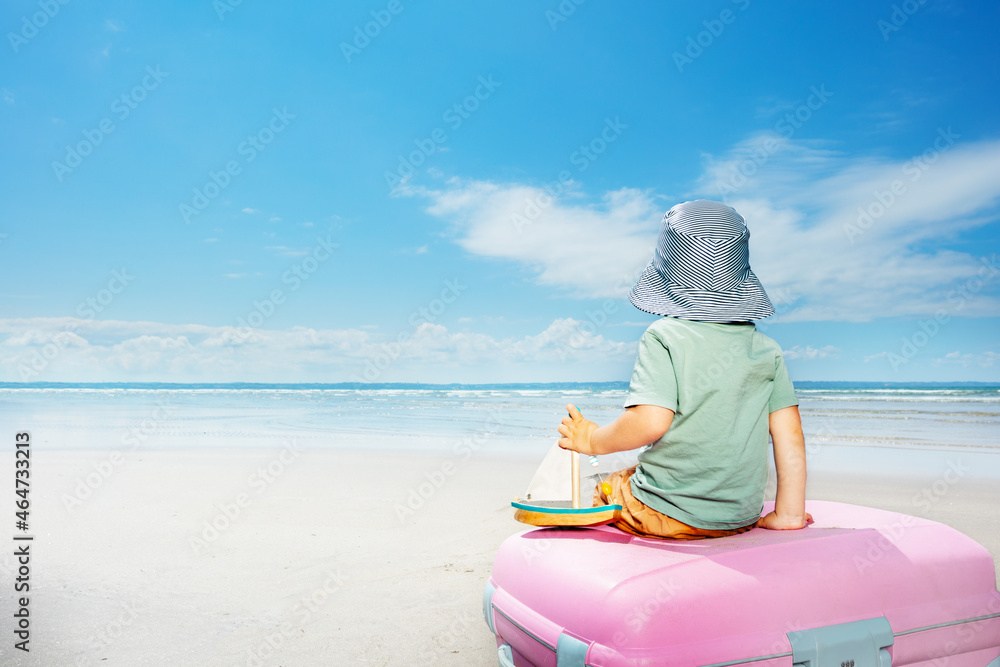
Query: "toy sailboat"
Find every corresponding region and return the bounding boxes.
[512,443,623,527]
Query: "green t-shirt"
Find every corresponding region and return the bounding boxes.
[625,317,798,530]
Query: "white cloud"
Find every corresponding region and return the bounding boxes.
[753,96,796,120]
[781,345,839,361]
[395,245,430,256]
[242,208,259,214]
[0,317,635,382]
[697,133,1000,321]
[265,245,309,257]
[408,134,1000,321]
[404,178,659,298]
[114,335,194,372]
[933,350,1000,368]
[3,328,88,348]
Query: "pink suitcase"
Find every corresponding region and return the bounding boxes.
[483,500,1000,667]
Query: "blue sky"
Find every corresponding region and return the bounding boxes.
[1,0,999,383]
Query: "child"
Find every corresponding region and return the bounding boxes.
[557,199,811,539]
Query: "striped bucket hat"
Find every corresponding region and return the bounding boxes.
[628,200,774,322]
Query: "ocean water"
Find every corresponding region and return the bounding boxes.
[1,382,998,477]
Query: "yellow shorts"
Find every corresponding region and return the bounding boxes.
[593,465,756,540]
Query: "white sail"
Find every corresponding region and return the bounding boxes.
[522,443,643,506]
[523,442,573,502]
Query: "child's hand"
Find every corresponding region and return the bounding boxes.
[756,511,814,530]
[557,404,599,455]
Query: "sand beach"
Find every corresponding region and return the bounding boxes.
[3,448,997,666]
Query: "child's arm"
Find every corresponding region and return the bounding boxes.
[557,403,673,456]
[757,405,813,530]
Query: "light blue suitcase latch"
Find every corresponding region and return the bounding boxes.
[556,633,589,667]
[498,643,515,667]
[788,616,893,667]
